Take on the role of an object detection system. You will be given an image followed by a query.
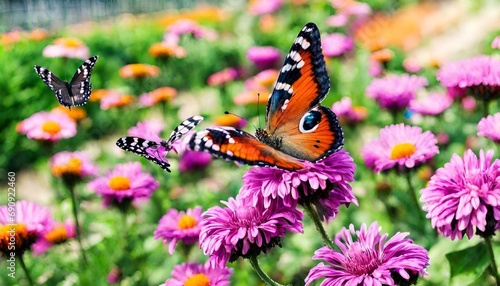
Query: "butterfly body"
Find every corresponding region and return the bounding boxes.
[34,56,98,109]
[116,116,204,172]
[189,23,343,171]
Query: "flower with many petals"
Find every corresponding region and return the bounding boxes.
[247,46,281,70]
[214,114,248,129]
[174,132,212,172]
[492,36,500,50]
[127,120,164,142]
[119,63,160,79]
[51,106,87,122]
[362,124,439,173]
[154,206,202,254]
[239,150,357,221]
[366,74,428,112]
[248,0,284,15]
[100,91,134,110]
[139,87,177,107]
[87,162,159,207]
[50,151,98,180]
[0,201,53,256]
[322,33,354,58]
[17,111,77,142]
[437,56,500,101]
[42,37,89,59]
[409,92,453,116]
[421,149,500,240]
[331,97,368,125]
[235,69,279,105]
[305,222,429,286]
[477,113,500,143]
[32,221,76,255]
[162,262,232,286]
[149,42,186,59]
[167,19,217,40]
[207,67,241,86]
[200,193,303,267]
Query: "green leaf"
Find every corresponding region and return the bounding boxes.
[446,242,490,285]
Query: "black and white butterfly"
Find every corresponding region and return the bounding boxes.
[34,55,98,109]
[116,116,204,172]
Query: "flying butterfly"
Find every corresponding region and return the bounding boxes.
[189,23,344,171]
[34,55,98,109]
[116,116,204,172]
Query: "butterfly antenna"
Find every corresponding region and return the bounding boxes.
[224,111,257,131]
[257,93,262,129]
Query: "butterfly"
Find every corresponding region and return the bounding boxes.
[189,23,344,171]
[34,56,98,109]
[116,116,204,172]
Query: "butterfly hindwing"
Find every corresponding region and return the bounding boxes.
[116,137,172,172]
[189,127,304,171]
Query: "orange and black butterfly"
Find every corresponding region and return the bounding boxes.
[189,23,343,171]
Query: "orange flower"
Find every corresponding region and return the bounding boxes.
[149,42,186,58]
[234,89,268,105]
[119,63,160,78]
[158,6,227,26]
[43,37,89,59]
[27,29,49,41]
[100,92,134,110]
[54,37,85,48]
[370,48,394,63]
[139,87,177,106]
[214,114,247,128]
[1,30,22,46]
[51,106,87,122]
[259,14,276,33]
[90,89,110,102]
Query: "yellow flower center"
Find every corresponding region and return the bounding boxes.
[108,176,131,191]
[42,121,61,135]
[178,215,197,230]
[44,225,69,243]
[390,143,416,160]
[51,157,82,176]
[0,223,37,253]
[184,273,210,286]
[55,37,84,48]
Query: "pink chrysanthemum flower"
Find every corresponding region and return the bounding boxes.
[477,113,500,143]
[207,67,241,86]
[437,55,500,101]
[248,0,284,15]
[421,149,500,240]
[50,151,98,178]
[305,222,429,286]
[362,124,439,173]
[366,74,428,112]
[87,162,159,206]
[17,111,77,142]
[162,262,232,286]
[409,92,453,116]
[42,37,89,59]
[403,58,423,73]
[139,87,177,107]
[166,19,217,41]
[127,120,164,142]
[200,193,303,268]
[246,46,281,70]
[0,200,54,256]
[154,206,202,254]
[331,97,368,125]
[492,36,500,49]
[100,91,134,110]
[32,221,76,255]
[321,33,354,57]
[173,132,212,172]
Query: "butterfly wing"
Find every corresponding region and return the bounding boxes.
[264,22,343,161]
[189,127,304,171]
[34,65,73,107]
[165,115,204,146]
[116,137,172,172]
[68,56,99,106]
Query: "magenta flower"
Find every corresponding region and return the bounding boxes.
[409,92,453,116]
[477,113,500,143]
[305,222,429,286]
[32,221,76,255]
[162,262,232,286]
[179,150,212,173]
[154,206,202,254]
[17,111,77,142]
[239,150,357,221]
[246,46,281,70]
[87,162,159,206]
[366,74,428,112]
[248,0,283,15]
[321,33,354,57]
[50,151,98,178]
[166,19,217,40]
[0,200,54,255]
[368,59,383,77]
[200,193,303,268]
[127,120,164,142]
[437,55,500,101]
[207,67,241,86]
[331,97,367,125]
[492,36,500,49]
[421,149,500,240]
[362,124,439,173]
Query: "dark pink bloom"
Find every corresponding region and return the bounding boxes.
[477,113,500,143]
[32,221,76,255]
[248,0,283,15]
[408,92,453,116]
[162,262,232,286]
[305,222,429,286]
[331,97,367,125]
[368,59,383,77]
[362,124,439,172]
[366,74,428,112]
[166,19,217,40]
[207,67,241,86]
[321,33,354,57]
[127,120,164,142]
[200,194,303,267]
[421,149,500,240]
[174,132,212,172]
[17,111,77,142]
[246,46,281,70]
[50,151,98,178]
[154,207,202,254]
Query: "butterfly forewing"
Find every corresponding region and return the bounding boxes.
[34,66,73,106]
[165,115,204,145]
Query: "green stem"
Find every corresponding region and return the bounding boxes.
[68,184,88,265]
[302,202,335,249]
[405,172,425,225]
[19,254,34,286]
[249,255,287,286]
[484,236,500,284]
[483,99,490,117]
